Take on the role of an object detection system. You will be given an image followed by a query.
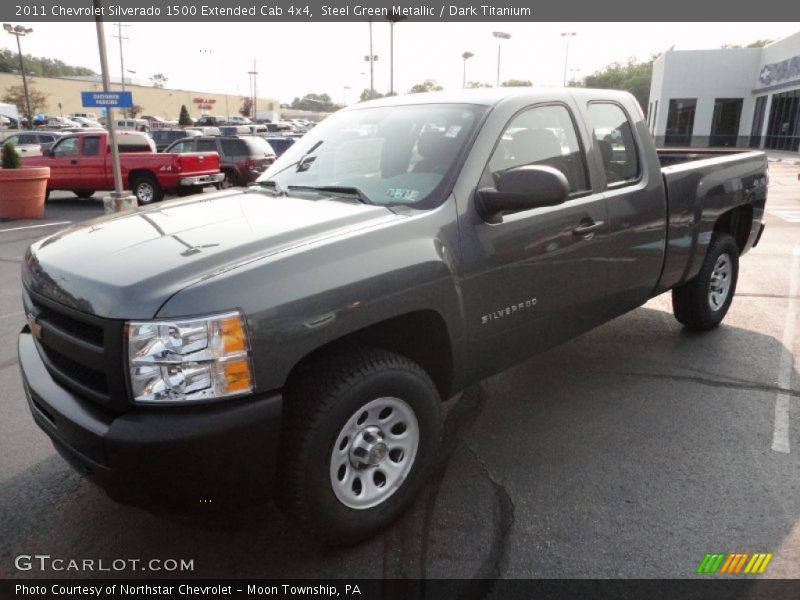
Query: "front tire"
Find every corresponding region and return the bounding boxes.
[131,174,164,205]
[74,190,95,199]
[278,347,441,544]
[672,233,739,330]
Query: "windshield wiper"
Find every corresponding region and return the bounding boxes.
[251,179,286,196]
[288,185,373,205]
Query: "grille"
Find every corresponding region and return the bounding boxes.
[24,287,129,411]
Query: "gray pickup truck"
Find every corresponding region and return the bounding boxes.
[18,89,767,542]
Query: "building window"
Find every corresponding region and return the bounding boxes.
[710,98,743,148]
[665,99,696,146]
[765,90,800,152]
[750,96,767,149]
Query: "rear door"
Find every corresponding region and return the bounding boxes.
[582,100,667,313]
[458,102,609,381]
[74,135,106,190]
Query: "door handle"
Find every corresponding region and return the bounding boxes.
[572,221,605,237]
[70,159,78,165]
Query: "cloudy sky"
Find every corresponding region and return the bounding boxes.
[1,22,798,104]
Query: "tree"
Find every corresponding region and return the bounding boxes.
[747,39,773,48]
[409,79,443,94]
[359,89,384,102]
[581,58,654,111]
[126,104,143,118]
[501,79,533,87]
[291,93,339,112]
[2,81,49,122]
[178,105,192,126]
[466,81,492,89]
[239,97,253,118]
[149,73,168,88]
[0,48,95,78]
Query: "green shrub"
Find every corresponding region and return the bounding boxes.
[178,105,193,127]
[1,143,21,169]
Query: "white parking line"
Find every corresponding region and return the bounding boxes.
[0,221,71,233]
[772,244,800,454]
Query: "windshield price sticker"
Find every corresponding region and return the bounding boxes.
[386,189,420,201]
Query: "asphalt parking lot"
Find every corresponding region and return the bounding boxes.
[0,164,798,583]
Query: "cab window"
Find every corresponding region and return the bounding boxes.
[488,104,588,193]
[82,136,101,156]
[53,137,79,156]
[586,102,640,185]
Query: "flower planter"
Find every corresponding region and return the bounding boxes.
[0,166,50,220]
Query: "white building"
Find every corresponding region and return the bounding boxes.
[648,32,800,152]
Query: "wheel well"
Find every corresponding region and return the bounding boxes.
[128,169,157,186]
[713,204,753,252]
[285,310,454,400]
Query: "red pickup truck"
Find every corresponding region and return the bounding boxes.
[23,131,224,204]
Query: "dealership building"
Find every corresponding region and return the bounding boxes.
[648,32,800,152]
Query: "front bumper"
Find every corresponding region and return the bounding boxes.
[179,172,225,187]
[18,330,282,509]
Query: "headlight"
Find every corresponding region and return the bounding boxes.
[127,311,253,405]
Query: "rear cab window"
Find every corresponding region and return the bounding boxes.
[585,102,640,187]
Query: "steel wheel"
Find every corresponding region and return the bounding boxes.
[708,253,732,311]
[136,181,154,204]
[329,396,419,510]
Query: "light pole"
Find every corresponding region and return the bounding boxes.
[492,31,510,87]
[561,32,576,87]
[343,85,351,106]
[462,51,474,88]
[248,59,258,121]
[386,12,406,96]
[112,22,130,91]
[3,24,33,128]
[568,68,580,86]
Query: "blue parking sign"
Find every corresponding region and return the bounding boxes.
[81,91,133,108]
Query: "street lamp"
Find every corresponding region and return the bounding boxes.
[492,31,511,87]
[3,24,33,128]
[462,51,474,88]
[561,32,577,86]
[386,12,406,96]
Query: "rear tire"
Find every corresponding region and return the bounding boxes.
[278,346,441,544]
[131,174,164,205]
[672,233,739,330]
[73,190,95,199]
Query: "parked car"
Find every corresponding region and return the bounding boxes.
[141,115,174,130]
[70,116,100,128]
[165,134,276,187]
[0,130,64,151]
[114,118,150,131]
[260,135,296,157]
[17,89,767,543]
[184,126,221,136]
[23,130,223,203]
[70,112,99,122]
[151,128,202,152]
[195,115,226,127]
[226,115,252,125]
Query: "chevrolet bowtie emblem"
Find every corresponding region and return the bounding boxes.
[26,313,43,340]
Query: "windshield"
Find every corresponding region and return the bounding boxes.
[257,103,485,207]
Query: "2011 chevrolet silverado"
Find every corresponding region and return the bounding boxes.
[18,89,767,543]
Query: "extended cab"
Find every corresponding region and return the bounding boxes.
[18,89,767,542]
[23,131,224,203]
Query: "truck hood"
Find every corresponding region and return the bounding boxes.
[23,189,402,319]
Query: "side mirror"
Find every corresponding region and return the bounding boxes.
[477,165,569,223]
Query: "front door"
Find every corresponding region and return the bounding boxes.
[47,137,81,190]
[458,103,609,382]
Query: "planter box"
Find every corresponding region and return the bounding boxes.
[0,166,50,220]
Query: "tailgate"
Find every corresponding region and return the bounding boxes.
[173,151,220,175]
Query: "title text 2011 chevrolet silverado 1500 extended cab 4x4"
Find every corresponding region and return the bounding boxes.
[23,131,224,204]
[18,89,767,542]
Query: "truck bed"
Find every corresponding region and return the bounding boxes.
[655,149,768,294]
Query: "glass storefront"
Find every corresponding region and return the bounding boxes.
[765,89,800,152]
